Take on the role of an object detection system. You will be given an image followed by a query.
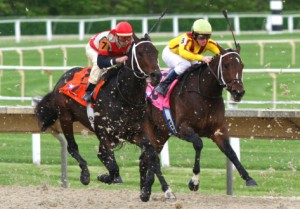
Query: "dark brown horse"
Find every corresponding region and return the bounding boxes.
[146,44,257,191]
[35,34,171,202]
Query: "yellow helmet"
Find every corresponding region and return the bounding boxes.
[191,19,212,34]
[191,19,212,40]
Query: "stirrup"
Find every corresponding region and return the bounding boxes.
[155,85,164,94]
[83,92,93,102]
[155,85,168,97]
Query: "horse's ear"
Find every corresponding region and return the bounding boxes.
[132,32,140,43]
[217,44,226,54]
[144,33,151,41]
[236,43,241,54]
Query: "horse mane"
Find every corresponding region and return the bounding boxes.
[173,62,206,95]
[102,65,121,81]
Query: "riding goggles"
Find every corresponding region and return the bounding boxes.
[118,36,132,42]
[195,33,211,40]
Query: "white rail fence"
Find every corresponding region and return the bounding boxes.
[0,39,300,103]
[1,13,300,42]
[1,39,299,68]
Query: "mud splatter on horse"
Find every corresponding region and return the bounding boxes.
[145,44,257,191]
[35,34,174,201]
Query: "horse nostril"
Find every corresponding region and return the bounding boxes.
[241,90,245,97]
[232,89,245,98]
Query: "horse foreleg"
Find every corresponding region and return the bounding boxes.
[143,121,175,199]
[97,141,122,184]
[178,125,203,191]
[139,138,159,202]
[61,121,90,185]
[213,132,258,187]
[155,165,176,199]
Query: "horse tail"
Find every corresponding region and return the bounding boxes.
[34,91,58,131]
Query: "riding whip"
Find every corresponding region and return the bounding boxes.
[148,8,168,34]
[222,9,239,49]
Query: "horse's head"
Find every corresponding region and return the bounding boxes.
[128,33,161,86]
[215,44,245,102]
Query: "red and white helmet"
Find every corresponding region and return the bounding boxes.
[115,21,133,36]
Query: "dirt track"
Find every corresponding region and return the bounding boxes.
[1,185,300,209]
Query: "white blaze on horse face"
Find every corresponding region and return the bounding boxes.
[234,56,243,80]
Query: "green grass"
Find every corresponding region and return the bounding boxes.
[0,33,300,197]
[0,134,299,196]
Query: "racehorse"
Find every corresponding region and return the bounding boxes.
[145,44,258,191]
[35,33,170,202]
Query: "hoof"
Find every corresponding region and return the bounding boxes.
[97,174,123,185]
[112,176,123,184]
[188,180,199,191]
[246,179,258,187]
[97,174,112,184]
[164,188,176,200]
[140,187,151,202]
[80,171,90,185]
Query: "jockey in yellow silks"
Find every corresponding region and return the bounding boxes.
[155,19,220,97]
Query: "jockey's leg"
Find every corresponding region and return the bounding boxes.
[83,65,103,102]
[155,46,192,97]
[155,69,178,96]
[83,82,96,102]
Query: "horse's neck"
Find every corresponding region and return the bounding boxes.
[117,67,146,101]
[204,62,224,96]
[184,64,224,98]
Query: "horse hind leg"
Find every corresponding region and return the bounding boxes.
[61,120,90,185]
[154,158,176,200]
[214,135,258,187]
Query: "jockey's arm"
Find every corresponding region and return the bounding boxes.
[97,37,117,68]
[97,55,128,68]
[97,54,116,68]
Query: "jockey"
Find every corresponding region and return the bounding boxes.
[155,19,220,97]
[83,21,134,102]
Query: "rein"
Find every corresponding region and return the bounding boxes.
[184,51,242,99]
[207,51,241,88]
[115,41,153,107]
[130,41,151,79]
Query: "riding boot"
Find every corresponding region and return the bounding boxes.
[155,69,178,97]
[83,83,96,102]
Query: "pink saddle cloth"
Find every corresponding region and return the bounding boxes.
[146,70,178,110]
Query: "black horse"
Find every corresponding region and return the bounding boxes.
[35,34,171,202]
[145,44,258,192]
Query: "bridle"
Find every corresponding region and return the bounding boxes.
[207,51,243,91]
[130,41,151,79]
[116,40,155,107]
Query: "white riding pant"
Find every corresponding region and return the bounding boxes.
[162,46,198,75]
[86,43,103,84]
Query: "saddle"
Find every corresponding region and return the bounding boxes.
[146,69,179,134]
[146,64,205,135]
[59,67,104,106]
